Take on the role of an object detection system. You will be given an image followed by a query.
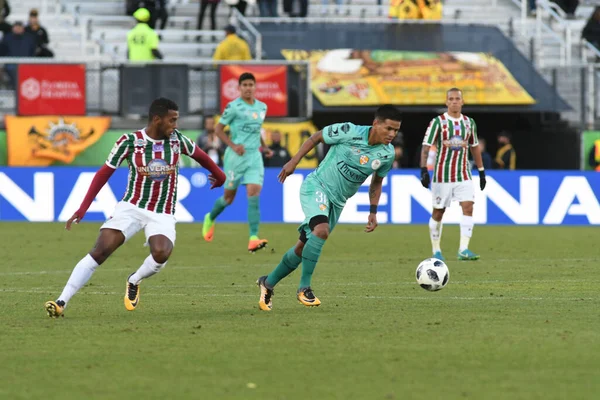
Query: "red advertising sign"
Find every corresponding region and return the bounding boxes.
[220,65,288,117]
[18,64,86,116]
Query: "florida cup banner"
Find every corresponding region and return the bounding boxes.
[5,116,111,166]
[1,169,599,225]
[281,50,535,106]
[17,64,87,116]
[220,65,288,116]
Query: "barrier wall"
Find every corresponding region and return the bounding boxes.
[0,168,599,225]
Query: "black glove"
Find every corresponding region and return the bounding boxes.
[478,169,486,190]
[420,167,430,188]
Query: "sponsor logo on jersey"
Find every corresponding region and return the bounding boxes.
[336,161,369,184]
[135,138,145,147]
[371,159,382,170]
[319,203,327,211]
[152,143,164,152]
[359,155,369,165]
[443,135,467,151]
[138,159,176,182]
[260,112,266,119]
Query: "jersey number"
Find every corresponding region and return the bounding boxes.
[315,190,328,204]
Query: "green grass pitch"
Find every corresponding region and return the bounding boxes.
[1,222,599,400]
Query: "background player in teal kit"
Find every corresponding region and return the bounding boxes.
[256,105,403,311]
[202,72,274,252]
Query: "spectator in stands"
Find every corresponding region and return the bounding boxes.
[471,137,492,170]
[259,0,278,17]
[0,21,36,88]
[555,0,578,19]
[149,0,169,30]
[197,0,220,34]
[196,116,226,167]
[127,8,163,61]
[527,0,536,16]
[588,138,600,171]
[213,25,251,61]
[26,9,53,58]
[392,132,405,168]
[494,131,516,170]
[417,0,442,20]
[582,7,600,51]
[0,0,10,34]
[263,130,291,167]
[226,0,249,16]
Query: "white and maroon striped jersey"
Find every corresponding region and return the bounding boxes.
[106,128,196,214]
[422,113,479,183]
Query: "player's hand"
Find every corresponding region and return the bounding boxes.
[65,213,81,231]
[479,169,486,190]
[232,144,245,156]
[278,161,297,183]
[365,213,378,233]
[209,173,225,189]
[263,148,274,158]
[420,167,430,188]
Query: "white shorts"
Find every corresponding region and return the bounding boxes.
[101,201,177,245]
[431,181,475,209]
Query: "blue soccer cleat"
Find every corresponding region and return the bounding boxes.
[432,251,445,261]
[458,249,480,261]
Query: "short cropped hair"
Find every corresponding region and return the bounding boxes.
[239,72,256,85]
[148,97,179,121]
[374,104,402,122]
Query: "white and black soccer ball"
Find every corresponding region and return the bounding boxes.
[416,258,449,291]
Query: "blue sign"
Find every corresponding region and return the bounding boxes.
[1,167,599,225]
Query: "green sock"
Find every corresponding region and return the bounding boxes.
[265,246,302,288]
[299,236,326,289]
[209,197,228,221]
[248,196,260,238]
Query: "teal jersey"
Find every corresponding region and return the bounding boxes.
[310,122,394,207]
[219,97,267,151]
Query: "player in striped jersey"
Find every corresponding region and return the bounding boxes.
[420,88,487,261]
[45,98,226,318]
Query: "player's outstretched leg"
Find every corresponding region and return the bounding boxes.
[203,197,227,242]
[247,195,268,253]
[256,243,303,311]
[124,235,172,311]
[47,254,99,317]
[429,213,445,261]
[297,223,327,307]
[457,210,479,260]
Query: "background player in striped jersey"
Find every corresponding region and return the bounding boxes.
[420,88,487,261]
[256,105,402,310]
[202,72,274,253]
[45,98,226,318]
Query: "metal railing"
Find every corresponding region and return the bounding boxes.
[0,58,311,118]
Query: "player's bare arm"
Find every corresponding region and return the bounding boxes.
[420,144,431,188]
[261,135,274,158]
[278,131,324,183]
[66,164,116,230]
[470,144,487,190]
[365,174,384,233]
[215,122,245,156]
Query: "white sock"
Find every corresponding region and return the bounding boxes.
[429,217,443,253]
[129,255,166,285]
[57,254,99,306]
[460,215,474,251]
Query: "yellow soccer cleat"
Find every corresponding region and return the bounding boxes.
[45,300,65,318]
[124,276,140,311]
[202,213,215,242]
[248,236,268,253]
[297,287,321,307]
[256,275,274,311]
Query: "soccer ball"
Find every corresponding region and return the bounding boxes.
[416,258,449,291]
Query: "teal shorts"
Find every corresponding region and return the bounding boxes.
[298,176,344,238]
[223,147,265,190]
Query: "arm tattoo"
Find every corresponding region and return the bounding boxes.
[369,185,376,200]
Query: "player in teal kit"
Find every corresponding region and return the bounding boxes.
[255,105,403,310]
[202,72,274,252]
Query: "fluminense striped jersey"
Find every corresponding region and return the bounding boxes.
[106,128,196,214]
[422,113,479,183]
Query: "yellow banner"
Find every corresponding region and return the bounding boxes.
[214,117,319,169]
[6,115,111,166]
[281,50,536,106]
